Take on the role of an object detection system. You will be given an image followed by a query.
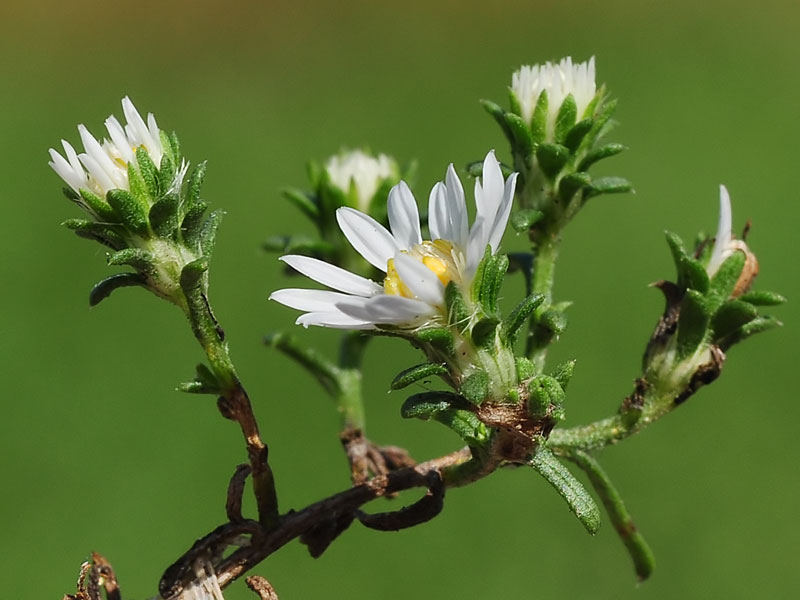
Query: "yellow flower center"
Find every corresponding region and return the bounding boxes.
[384,239,461,298]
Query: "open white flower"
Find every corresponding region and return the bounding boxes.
[511,56,597,134]
[271,151,517,330]
[48,96,167,200]
[325,149,397,212]
[706,185,758,293]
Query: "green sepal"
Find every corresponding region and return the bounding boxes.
[507,86,522,117]
[466,160,515,180]
[306,160,323,188]
[578,143,626,171]
[62,186,80,201]
[62,219,125,250]
[186,161,208,212]
[135,147,159,198]
[318,176,348,216]
[181,200,209,249]
[445,281,471,330]
[589,97,618,139]
[106,189,150,236]
[559,172,592,203]
[502,293,545,346]
[510,208,544,233]
[564,118,593,153]
[712,300,758,339]
[554,94,577,144]
[538,309,568,338]
[127,162,152,208]
[282,187,320,221]
[527,375,565,419]
[391,363,449,390]
[529,445,601,535]
[180,257,209,293]
[707,251,746,312]
[504,112,534,156]
[480,99,514,146]
[149,192,180,238]
[401,391,487,446]
[262,235,335,257]
[676,289,711,358]
[200,210,225,259]
[471,318,499,348]
[516,356,536,381]
[549,359,576,391]
[157,154,176,197]
[415,328,455,356]
[107,248,157,273]
[78,188,118,222]
[536,143,570,179]
[738,290,786,306]
[718,316,782,349]
[584,177,633,199]
[178,363,221,395]
[474,252,508,315]
[530,90,548,144]
[665,231,710,293]
[89,272,146,307]
[460,370,489,405]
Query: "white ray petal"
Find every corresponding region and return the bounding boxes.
[445,164,469,247]
[393,252,445,306]
[122,97,152,147]
[466,217,490,274]
[428,181,449,241]
[487,172,517,252]
[78,125,118,180]
[48,149,84,192]
[337,295,436,324]
[279,255,382,296]
[296,310,375,329]
[336,207,399,271]
[78,153,115,193]
[387,181,422,249]
[270,288,357,312]
[105,115,135,164]
[475,150,503,221]
[62,140,85,177]
[708,185,733,275]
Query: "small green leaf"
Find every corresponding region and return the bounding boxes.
[135,147,159,198]
[471,318,499,348]
[401,392,487,446]
[555,94,577,144]
[149,192,180,238]
[445,281,471,330]
[707,251,746,311]
[476,253,508,315]
[549,359,576,391]
[106,189,149,236]
[577,143,626,171]
[536,143,570,179]
[737,290,786,306]
[282,187,320,221]
[186,161,207,212]
[480,99,514,146]
[433,408,489,446]
[516,356,536,381]
[391,363,449,390]
[530,90,548,144]
[712,300,758,339]
[502,293,545,346]
[510,208,544,233]
[527,375,565,419]
[400,391,466,419]
[62,219,125,250]
[158,154,176,196]
[128,162,152,207]
[530,445,601,535]
[180,257,209,292]
[78,188,118,222]
[585,177,633,199]
[200,210,225,259]
[178,363,221,395]
[89,272,146,306]
[564,118,593,153]
[460,370,489,405]
[181,200,209,248]
[719,316,782,349]
[504,112,533,156]
[415,328,455,356]
[539,309,568,337]
[507,87,522,116]
[558,172,592,203]
[107,248,157,272]
[676,289,711,359]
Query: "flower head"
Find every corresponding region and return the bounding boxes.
[325,149,397,212]
[48,97,182,209]
[271,151,517,330]
[706,185,758,294]
[511,56,597,136]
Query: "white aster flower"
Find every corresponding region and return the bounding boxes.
[271,151,517,330]
[325,149,396,212]
[48,96,166,201]
[511,56,597,135]
[706,185,758,293]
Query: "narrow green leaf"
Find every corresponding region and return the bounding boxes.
[89,272,146,306]
[530,90,548,144]
[135,147,159,198]
[707,251,746,312]
[712,300,758,339]
[578,143,626,171]
[510,208,544,233]
[400,391,467,419]
[128,162,152,207]
[504,112,533,156]
[558,172,592,203]
[158,154,176,196]
[719,316,782,349]
[554,94,577,143]
[550,359,576,391]
[737,290,787,306]
[471,317,499,348]
[676,289,711,359]
[200,210,225,259]
[106,189,149,236]
[502,293,545,346]
[107,248,157,272]
[178,362,221,395]
[585,177,633,199]
[460,370,489,405]
[432,408,489,446]
[62,219,125,250]
[78,188,118,222]
[507,87,522,116]
[516,356,536,381]
[181,200,209,248]
[478,253,508,315]
[539,309,568,336]
[415,328,455,356]
[186,161,208,210]
[480,99,514,146]
[529,445,601,535]
[391,363,449,390]
[536,143,570,179]
[282,187,320,221]
[564,118,593,153]
[445,281,471,329]
[149,192,180,238]
[180,257,209,293]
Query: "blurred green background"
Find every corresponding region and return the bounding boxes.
[1,0,798,598]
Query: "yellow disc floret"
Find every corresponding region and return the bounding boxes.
[384,239,463,298]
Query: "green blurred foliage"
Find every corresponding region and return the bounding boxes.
[0,0,798,598]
